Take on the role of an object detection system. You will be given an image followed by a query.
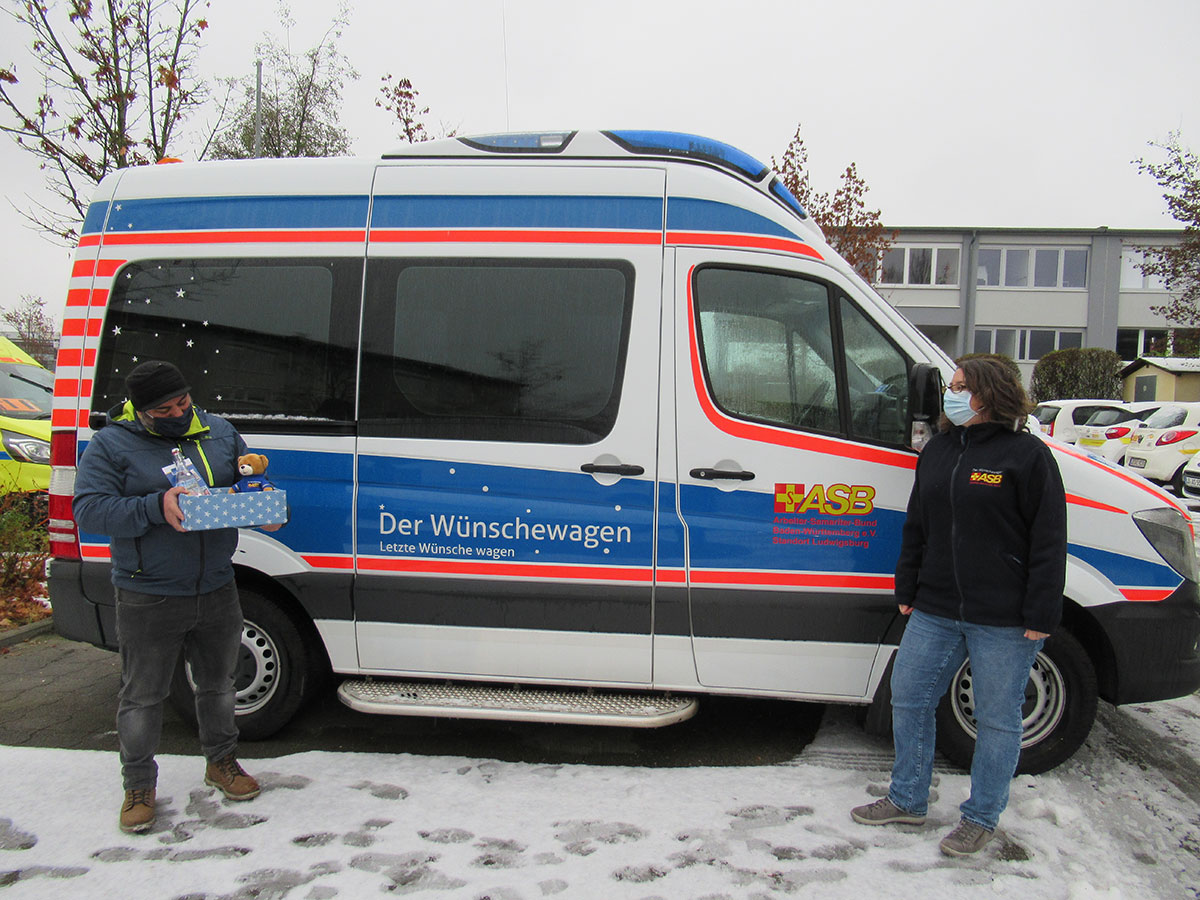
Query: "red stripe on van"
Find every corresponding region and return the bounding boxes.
[301,555,355,570]
[369,228,662,246]
[98,230,367,245]
[71,260,95,278]
[78,234,102,247]
[668,231,824,260]
[1065,493,1126,515]
[1049,441,1188,517]
[61,318,87,337]
[96,259,125,277]
[54,379,80,398]
[1120,587,1175,602]
[689,569,894,590]
[80,545,111,559]
[358,556,655,583]
[685,269,918,471]
[51,410,77,427]
[89,289,109,307]
[66,289,92,307]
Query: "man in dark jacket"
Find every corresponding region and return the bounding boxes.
[74,361,262,834]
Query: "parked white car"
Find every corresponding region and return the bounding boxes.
[1179,453,1200,500]
[1032,399,1128,444]
[1123,402,1200,492]
[1075,402,1162,464]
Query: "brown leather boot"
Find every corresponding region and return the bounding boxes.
[204,754,260,801]
[119,788,156,833]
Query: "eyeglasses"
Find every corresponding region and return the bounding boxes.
[947,383,969,393]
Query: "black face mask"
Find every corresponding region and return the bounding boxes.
[146,411,191,438]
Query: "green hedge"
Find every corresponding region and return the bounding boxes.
[1029,348,1123,403]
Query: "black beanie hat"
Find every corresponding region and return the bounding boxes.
[125,360,190,411]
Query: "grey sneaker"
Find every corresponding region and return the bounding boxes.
[850,797,926,826]
[939,818,995,856]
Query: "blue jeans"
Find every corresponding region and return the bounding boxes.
[115,581,243,790]
[888,609,1044,831]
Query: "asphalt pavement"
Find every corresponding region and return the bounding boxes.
[0,623,824,768]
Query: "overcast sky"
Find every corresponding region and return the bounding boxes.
[2,0,1197,318]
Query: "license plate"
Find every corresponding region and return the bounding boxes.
[1128,456,1147,468]
[1185,473,1200,489]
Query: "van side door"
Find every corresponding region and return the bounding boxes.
[673,251,919,698]
[353,164,666,685]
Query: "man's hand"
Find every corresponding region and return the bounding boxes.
[163,486,188,532]
[898,604,914,615]
[1025,629,1049,640]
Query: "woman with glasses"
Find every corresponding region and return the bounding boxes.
[850,356,1067,857]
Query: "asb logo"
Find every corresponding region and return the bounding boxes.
[969,469,1004,486]
[774,483,876,516]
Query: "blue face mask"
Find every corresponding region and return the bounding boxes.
[943,388,977,426]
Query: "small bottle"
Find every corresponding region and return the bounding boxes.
[171,447,211,495]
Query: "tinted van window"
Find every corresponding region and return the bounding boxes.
[359,260,633,443]
[93,258,363,428]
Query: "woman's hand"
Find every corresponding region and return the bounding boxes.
[898,604,914,615]
[1024,629,1049,640]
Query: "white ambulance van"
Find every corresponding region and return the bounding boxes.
[47,130,1200,773]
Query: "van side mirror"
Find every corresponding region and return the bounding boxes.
[907,363,944,451]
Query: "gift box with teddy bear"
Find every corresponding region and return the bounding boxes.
[178,453,288,532]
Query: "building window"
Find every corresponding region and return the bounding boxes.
[977,247,1088,289]
[974,328,1083,361]
[1120,248,1169,291]
[1117,327,1200,359]
[877,246,960,286]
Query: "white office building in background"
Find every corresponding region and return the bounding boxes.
[874,227,1185,383]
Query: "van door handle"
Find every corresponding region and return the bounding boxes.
[690,468,755,481]
[580,463,645,476]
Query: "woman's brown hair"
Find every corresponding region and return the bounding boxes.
[957,356,1034,430]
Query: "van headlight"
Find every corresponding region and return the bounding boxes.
[1132,508,1199,583]
[1,430,50,465]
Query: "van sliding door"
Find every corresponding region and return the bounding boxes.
[353,165,666,685]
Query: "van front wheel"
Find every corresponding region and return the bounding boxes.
[168,586,324,741]
[934,629,1098,775]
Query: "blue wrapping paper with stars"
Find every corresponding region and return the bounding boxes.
[179,491,288,531]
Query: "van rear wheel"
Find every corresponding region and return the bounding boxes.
[168,586,325,741]
[935,629,1098,775]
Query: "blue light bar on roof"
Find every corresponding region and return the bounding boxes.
[603,131,770,182]
[459,132,576,153]
[769,177,809,219]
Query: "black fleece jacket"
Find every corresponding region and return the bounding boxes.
[894,421,1067,634]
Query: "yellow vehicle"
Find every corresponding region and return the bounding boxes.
[0,337,53,493]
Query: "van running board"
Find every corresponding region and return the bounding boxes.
[337,679,699,728]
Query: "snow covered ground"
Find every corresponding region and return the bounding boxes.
[1,693,1197,899]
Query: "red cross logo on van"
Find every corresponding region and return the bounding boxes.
[775,484,804,513]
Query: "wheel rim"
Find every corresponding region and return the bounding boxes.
[233,618,280,715]
[948,651,1067,749]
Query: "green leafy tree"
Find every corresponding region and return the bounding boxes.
[1134,131,1200,324]
[1029,348,1123,403]
[207,3,355,159]
[773,124,895,281]
[0,0,211,241]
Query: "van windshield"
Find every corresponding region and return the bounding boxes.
[0,362,53,419]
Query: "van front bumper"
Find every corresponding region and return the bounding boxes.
[1091,581,1200,704]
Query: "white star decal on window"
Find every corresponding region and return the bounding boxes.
[112,326,122,335]
[176,289,186,298]
[186,340,194,348]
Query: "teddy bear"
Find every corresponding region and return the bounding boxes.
[230,453,276,493]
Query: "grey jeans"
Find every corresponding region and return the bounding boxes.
[115,581,243,790]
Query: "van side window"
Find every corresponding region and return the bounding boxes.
[694,267,839,434]
[359,260,634,443]
[839,295,910,445]
[94,258,362,429]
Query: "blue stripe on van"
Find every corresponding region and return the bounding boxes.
[369,195,663,231]
[1068,543,1181,588]
[666,197,801,240]
[102,196,370,232]
[81,202,110,235]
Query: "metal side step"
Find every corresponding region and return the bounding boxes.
[337,679,699,728]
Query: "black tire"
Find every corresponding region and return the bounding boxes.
[934,629,1098,775]
[1171,464,1186,496]
[169,586,326,740]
